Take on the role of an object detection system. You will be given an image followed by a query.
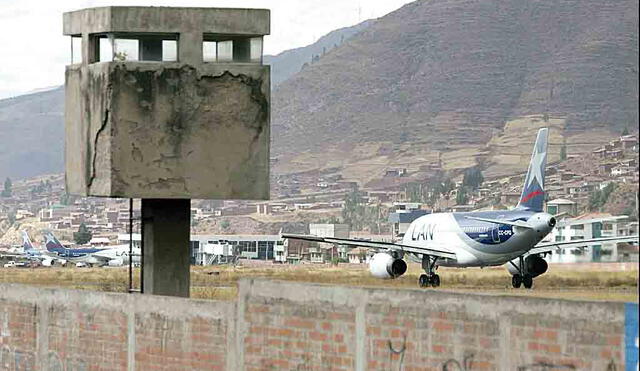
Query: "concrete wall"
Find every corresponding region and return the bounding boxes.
[1,280,636,370]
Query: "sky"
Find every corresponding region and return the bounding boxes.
[0,0,415,100]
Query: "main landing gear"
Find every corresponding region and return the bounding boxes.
[419,256,440,288]
[510,256,533,289]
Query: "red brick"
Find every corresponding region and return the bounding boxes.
[289,318,315,329]
[433,321,454,331]
[310,331,328,341]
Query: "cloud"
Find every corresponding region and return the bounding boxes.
[0,0,414,99]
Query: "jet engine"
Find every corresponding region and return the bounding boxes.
[41,258,53,267]
[108,258,124,267]
[369,252,407,279]
[85,256,100,266]
[507,255,548,278]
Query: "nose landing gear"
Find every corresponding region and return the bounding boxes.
[419,256,440,288]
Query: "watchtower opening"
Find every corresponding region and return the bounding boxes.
[202,35,263,63]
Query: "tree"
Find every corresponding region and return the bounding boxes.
[456,187,468,205]
[1,177,12,197]
[60,192,72,205]
[560,141,567,161]
[341,186,386,232]
[73,223,93,245]
[588,183,616,211]
[622,126,629,136]
[220,219,231,230]
[462,167,484,190]
[7,210,16,226]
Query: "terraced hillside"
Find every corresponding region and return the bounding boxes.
[272,0,638,181]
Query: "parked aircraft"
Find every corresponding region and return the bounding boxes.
[44,231,140,267]
[0,231,64,266]
[284,128,639,289]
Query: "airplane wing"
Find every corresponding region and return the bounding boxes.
[528,235,639,255]
[282,233,456,260]
[0,253,25,259]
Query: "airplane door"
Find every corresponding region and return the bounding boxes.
[492,227,500,243]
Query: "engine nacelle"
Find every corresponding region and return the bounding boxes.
[506,255,548,278]
[108,258,124,267]
[369,253,407,279]
[41,258,54,267]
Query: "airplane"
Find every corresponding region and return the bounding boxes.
[43,231,140,267]
[283,128,639,289]
[0,231,64,266]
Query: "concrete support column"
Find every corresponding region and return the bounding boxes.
[178,32,203,65]
[142,199,191,297]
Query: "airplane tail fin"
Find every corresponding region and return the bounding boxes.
[21,231,35,251]
[516,128,549,212]
[44,231,65,251]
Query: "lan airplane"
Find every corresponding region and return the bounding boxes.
[284,128,639,289]
[44,231,140,267]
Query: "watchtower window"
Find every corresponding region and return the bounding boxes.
[203,41,218,62]
[90,33,179,63]
[202,35,263,63]
[70,36,82,64]
[218,40,233,62]
[114,39,139,61]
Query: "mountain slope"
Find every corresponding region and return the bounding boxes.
[272,0,638,168]
[0,87,64,179]
[264,20,374,87]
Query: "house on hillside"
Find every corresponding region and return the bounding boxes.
[620,135,638,151]
[546,198,578,217]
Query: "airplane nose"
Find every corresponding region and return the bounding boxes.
[548,217,556,228]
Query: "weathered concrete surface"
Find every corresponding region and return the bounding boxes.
[0,280,633,370]
[65,62,270,199]
[63,7,270,36]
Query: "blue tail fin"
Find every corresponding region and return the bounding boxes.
[21,231,34,251]
[44,231,65,251]
[516,128,548,212]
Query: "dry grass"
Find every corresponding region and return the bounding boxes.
[0,263,637,303]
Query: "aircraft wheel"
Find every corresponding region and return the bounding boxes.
[523,275,533,289]
[512,274,522,288]
[431,274,441,287]
[419,274,429,288]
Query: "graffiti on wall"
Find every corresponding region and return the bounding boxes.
[0,346,86,371]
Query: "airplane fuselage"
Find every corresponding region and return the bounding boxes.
[402,210,555,267]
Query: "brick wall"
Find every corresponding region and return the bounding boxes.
[0,280,634,370]
[0,284,234,370]
[238,280,629,371]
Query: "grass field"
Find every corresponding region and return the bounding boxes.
[1,263,637,302]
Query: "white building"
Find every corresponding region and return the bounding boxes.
[544,213,631,263]
[309,224,350,261]
[190,234,284,265]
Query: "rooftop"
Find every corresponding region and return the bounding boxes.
[63,6,270,36]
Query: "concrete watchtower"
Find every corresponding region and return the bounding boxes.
[63,7,270,297]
